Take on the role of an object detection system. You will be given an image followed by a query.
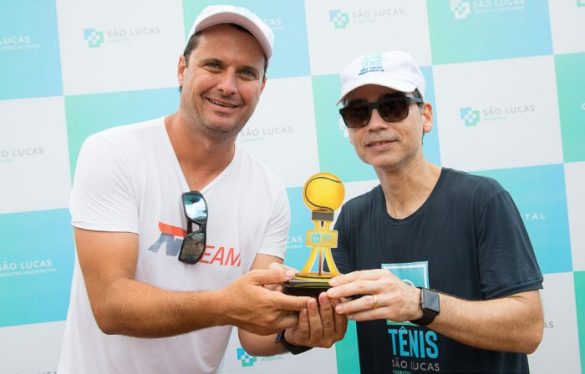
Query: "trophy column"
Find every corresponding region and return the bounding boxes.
[283,172,345,298]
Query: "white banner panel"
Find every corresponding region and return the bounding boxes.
[565,161,585,271]
[0,321,65,374]
[548,0,585,54]
[57,0,184,95]
[529,272,582,374]
[0,97,70,214]
[305,0,431,75]
[238,76,320,188]
[434,55,563,171]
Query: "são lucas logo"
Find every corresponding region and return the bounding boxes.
[329,7,405,29]
[450,0,527,20]
[236,347,257,367]
[82,25,161,48]
[460,103,535,126]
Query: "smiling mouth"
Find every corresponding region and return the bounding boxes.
[207,98,238,108]
[367,140,394,148]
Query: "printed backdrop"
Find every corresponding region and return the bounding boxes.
[1,0,584,373]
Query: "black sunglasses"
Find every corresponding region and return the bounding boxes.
[178,191,208,264]
[339,93,423,129]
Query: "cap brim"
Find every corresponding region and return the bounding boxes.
[337,74,416,103]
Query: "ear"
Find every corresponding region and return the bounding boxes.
[177,55,187,87]
[260,75,267,94]
[348,128,356,146]
[421,102,434,134]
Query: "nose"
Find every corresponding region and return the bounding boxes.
[367,108,388,131]
[216,71,237,96]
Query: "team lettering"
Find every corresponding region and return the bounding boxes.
[148,226,241,268]
[198,245,241,267]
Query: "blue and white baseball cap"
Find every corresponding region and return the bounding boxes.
[338,50,426,103]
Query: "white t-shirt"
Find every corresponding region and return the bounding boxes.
[59,117,290,374]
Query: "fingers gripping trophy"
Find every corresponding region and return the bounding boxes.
[283,172,345,298]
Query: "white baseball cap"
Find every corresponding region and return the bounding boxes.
[338,51,426,103]
[186,5,274,61]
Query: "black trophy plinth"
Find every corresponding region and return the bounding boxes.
[283,273,333,298]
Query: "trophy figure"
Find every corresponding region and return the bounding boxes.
[283,172,345,298]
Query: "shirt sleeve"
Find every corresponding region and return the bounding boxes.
[69,132,139,233]
[333,203,353,274]
[257,182,290,260]
[477,189,543,298]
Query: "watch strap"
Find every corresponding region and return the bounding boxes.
[275,330,312,355]
[410,287,440,326]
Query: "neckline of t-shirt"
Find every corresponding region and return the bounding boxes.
[160,118,241,195]
[381,167,450,225]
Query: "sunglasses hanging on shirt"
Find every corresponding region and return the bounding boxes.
[178,191,208,264]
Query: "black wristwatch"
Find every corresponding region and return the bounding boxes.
[410,287,440,326]
[275,330,312,355]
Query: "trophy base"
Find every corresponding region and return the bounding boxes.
[283,273,335,298]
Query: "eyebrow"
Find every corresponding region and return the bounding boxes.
[197,57,261,76]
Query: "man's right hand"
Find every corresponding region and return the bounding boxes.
[217,265,311,335]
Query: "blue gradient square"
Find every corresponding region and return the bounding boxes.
[0,209,74,327]
[284,187,313,270]
[65,87,179,176]
[313,74,377,183]
[421,67,441,166]
[475,164,572,274]
[182,0,310,78]
[428,0,552,64]
[0,0,63,99]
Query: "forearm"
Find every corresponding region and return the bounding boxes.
[92,277,229,337]
[429,290,543,353]
[239,330,286,356]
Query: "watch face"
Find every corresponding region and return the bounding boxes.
[423,288,440,314]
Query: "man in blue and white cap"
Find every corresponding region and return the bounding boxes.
[327,50,544,373]
[59,5,346,373]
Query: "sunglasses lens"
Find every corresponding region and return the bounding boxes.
[180,191,208,265]
[183,193,207,221]
[178,231,206,264]
[378,97,409,122]
[341,105,371,128]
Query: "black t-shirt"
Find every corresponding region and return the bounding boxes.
[333,168,543,374]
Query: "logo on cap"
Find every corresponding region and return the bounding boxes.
[359,52,385,76]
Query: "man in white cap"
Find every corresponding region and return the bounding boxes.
[326,50,544,373]
[58,5,346,373]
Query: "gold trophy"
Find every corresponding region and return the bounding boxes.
[283,172,345,298]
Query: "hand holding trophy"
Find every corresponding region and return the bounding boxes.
[283,172,345,298]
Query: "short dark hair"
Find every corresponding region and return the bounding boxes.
[412,89,424,107]
[182,23,267,74]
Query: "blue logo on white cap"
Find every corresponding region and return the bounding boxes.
[359,52,384,76]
